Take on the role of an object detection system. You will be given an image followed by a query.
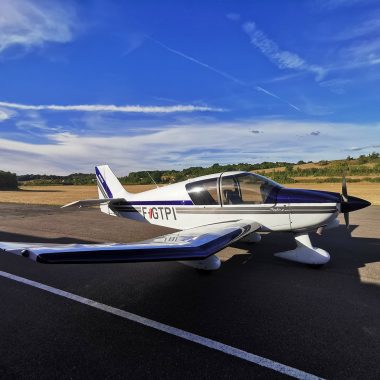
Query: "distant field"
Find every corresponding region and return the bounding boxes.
[0,185,157,206]
[291,175,380,182]
[255,159,379,174]
[1,183,379,205]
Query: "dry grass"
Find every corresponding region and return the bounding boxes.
[1,182,379,206]
[0,185,158,206]
[255,162,330,173]
[255,159,379,174]
[292,175,380,181]
[256,166,286,173]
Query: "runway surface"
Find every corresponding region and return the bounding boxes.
[0,203,379,379]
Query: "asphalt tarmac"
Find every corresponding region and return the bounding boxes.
[0,203,379,379]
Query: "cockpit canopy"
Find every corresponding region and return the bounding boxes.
[185,172,282,206]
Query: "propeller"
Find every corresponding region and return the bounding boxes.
[341,175,350,229]
[316,175,370,236]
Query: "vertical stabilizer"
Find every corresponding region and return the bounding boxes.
[95,165,128,199]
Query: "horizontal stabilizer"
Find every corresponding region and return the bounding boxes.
[61,198,125,208]
[1,220,260,264]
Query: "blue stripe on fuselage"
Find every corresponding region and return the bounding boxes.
[124,200,193,206]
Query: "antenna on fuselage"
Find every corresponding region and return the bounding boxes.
[146,171,159,189]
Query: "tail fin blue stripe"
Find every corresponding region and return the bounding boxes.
[95,167,113,198]
[96,178,107,199]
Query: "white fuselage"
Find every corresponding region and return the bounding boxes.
[105,203,338,232]
[100,172,339,233]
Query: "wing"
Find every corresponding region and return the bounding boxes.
[61,198,125,208]
[0,220,260,264]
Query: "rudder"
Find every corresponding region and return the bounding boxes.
[95,165,128,199]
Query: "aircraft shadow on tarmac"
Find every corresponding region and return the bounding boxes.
[1,224,379,284]
[0,231,93,245]
[1,225,379,379]
[229,224,380,279]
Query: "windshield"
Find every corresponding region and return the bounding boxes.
[221,173,281,205]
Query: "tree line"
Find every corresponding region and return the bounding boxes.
[2,151,379,188]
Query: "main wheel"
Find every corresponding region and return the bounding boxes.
[196,269,214,275]
[307,263,325,269]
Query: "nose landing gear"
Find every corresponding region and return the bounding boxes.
[274,232,330,266]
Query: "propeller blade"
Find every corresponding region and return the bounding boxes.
[342,175,348,202]
[344,212,349,229]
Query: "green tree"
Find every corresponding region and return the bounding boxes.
[0,171,18,190]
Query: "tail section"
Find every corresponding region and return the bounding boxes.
[95,165,128,200]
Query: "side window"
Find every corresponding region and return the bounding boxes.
[186,179,219,205]
[221,176,242,205]
[238,175,264,204]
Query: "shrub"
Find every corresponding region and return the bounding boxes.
[0,170,18,190]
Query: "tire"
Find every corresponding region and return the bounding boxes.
[307,263,325,269]
[196,269,214,275]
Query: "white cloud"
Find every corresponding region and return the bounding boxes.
[15,112,63,134]
[334,16,380,41]
[0,0,77,54]
[1,119,379,175]
[346,144,380,151]
[318,79,351,94]
[0,109,11,122]
[242,22,326,81]
[337,38,380,70]
[0,101,224,114]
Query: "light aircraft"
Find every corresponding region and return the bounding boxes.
[1,165,370,271]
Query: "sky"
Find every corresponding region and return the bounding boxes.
[0,0,380,175]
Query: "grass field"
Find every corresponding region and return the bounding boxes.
[0,185,156,206]
[0,182,379,205]
[255,159,379,174]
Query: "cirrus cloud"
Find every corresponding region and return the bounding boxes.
[0,0,77,54]
[242,21,326,81]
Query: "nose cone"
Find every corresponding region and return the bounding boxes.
[341,195,371,213]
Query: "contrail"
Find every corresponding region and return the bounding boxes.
[0,101,224,114]
[146,35,301,112]
[146,36,245,86]
[255,86,300,110]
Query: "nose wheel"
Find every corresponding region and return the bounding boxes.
[274,232,330,266]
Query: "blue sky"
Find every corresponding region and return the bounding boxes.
[0,0,380,174]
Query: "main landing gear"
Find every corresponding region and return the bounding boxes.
[275,232,330,266]
[240,232,262,243]
[179,255,221,272]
